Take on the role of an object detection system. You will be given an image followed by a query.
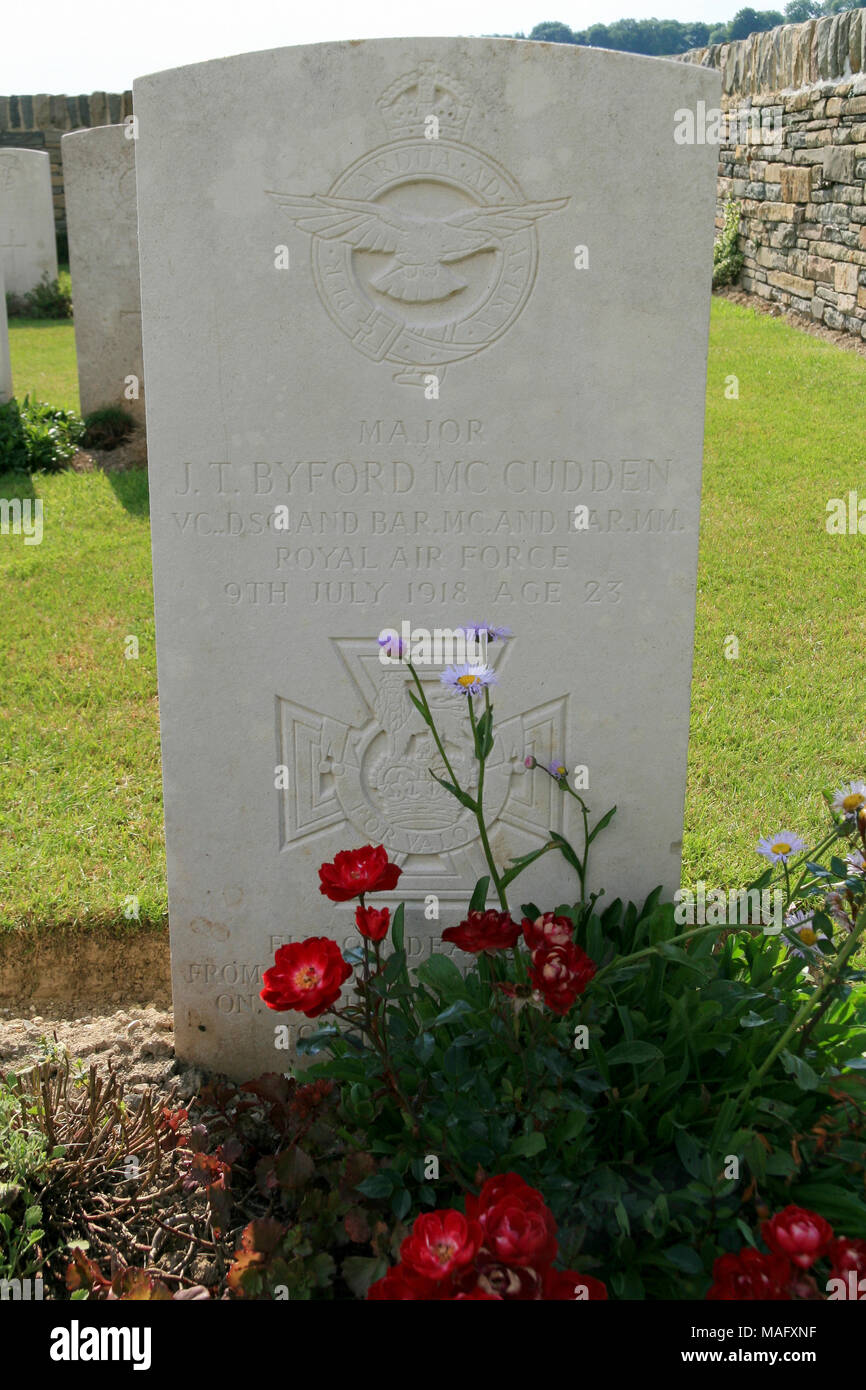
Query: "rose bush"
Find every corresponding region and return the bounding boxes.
[260,632,866,1298]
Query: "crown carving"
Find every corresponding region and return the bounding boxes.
[377,61,473,142]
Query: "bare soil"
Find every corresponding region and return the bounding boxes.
[716,285,866,359]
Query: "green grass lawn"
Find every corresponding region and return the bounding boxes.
[0,297,864,931]
[6,319,79,413]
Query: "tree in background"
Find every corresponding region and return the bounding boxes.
[526,2,864,54]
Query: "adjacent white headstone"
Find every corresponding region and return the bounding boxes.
[0,263,12,404]
[0,149,58,298]
[62,125,144,424]
[135,38,721,1079]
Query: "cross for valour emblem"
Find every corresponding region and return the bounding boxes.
[268,62,569,386]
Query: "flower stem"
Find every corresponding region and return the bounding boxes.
[469,696,508,910]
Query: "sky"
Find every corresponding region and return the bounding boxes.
[2,0,736,93]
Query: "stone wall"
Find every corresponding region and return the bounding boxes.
[0,92,133,247]
[681,11,866,338]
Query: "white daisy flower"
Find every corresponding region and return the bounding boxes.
[784,908,827,958]
[440,664,497,698]
[757,831,806,864]
[832,780,866,819]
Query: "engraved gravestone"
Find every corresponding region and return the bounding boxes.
[135,38,721,1079]
[62,125,145,424]
[0,149,58,298]
[0,263,12,404]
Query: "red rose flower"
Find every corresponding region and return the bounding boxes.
[442,909,521,954]
[829,1236,866,1279]
[543,1267,609,1300]
[761,1206,834,1270]
[355,903,390,942]
[260,937,352,1017]
[367,1264,439,1300]
[469,1254,545,1300]
[529,940,596,1015]
[706,1248,792,1300]
[466,1173,557,1269]
[400,1210,482,1281]
[522,912,574,951]
[318,845,401,902]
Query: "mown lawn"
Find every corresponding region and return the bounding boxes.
[686,297,866,888]
[6,320,79,413]
[0,298,864,931]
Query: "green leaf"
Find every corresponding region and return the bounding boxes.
[429,771,476,810]
[407,689,433,727]
[475,708,494,760]
[391,902,405,954]
[501,845,555,890]
[356,1171,397,1199]
[510,1131,547,1158]
[586,805,617,846]
[416,953,465,1001]
[606,1041,663,1065]
[341,1255,388,1300]
[780,1050,819,1091]
[432,999,474,1028]
[663,1244,704,1274]
[469,877,490,913]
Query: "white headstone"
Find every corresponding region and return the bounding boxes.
[0,262,12,404]
[62,125,144,424]
[135,38,721,1079]
[0,149,58,298]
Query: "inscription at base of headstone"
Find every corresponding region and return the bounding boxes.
[0,149,58,298]
[62,126,144,424]
[135,38,721,1079]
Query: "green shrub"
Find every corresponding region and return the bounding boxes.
[0,1078,47,1283]
[82,406,136,452]
[0,395,84,473]
[6,270,73,320]
[713,199,745,289]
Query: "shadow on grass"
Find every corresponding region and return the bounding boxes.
[107,466,150,519]
[0,469,37,502]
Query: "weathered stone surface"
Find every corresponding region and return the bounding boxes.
[780,166,811,202]
[134,38,720,1077]
[823,146,857,183]
[62,125,144,423]
[0,147,57,296]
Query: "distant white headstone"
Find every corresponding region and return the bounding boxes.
[62,125,144,423]
[0,149,58,298]
[135,38,721,1079]
[0,262,12,404]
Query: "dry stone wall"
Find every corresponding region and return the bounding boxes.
[0,92,133,243]
[682,10,866,338]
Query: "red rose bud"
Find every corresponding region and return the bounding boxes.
[529,940,596,1015]
[543,1268,608,1300]
[466,1173,558,1270]
[260,937,352,1018]
[706,1248,793,1300]
[400,1210,482,1281]
[522,911,575,950]
[442,909,521,954]
[761,1205,834,1270]
[318,844,401,902]
[355,903,390,942]
[829,1236,866,1280]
